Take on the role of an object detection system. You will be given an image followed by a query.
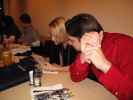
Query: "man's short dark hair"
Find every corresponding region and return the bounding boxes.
[19,13,31,24]
[65,13,103,38]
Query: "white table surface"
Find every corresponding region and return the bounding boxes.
[0,71,117,100]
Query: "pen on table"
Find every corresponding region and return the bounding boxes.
[17,64,26,71]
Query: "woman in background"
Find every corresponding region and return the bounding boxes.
[47,17,77,66]
[33,17,77,71]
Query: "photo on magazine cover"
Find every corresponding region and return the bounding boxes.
[33,88,72,100]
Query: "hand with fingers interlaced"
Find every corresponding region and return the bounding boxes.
[81,31,111,73]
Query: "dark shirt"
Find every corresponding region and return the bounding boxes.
[4,25,22,43]
[33,40,77,66]
[58,43,77,66]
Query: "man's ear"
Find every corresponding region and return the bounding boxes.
[99,31,104,43]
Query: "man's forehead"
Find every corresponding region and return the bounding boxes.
[67,36,80,41]
[67,36,75,41]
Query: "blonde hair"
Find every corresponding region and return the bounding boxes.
[49,17,67,44]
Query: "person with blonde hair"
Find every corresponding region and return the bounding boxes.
[44,16,77,66]
[48,17,68,45]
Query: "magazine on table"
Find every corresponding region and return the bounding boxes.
[31,84,73,100]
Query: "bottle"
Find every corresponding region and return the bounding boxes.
[29,70,34,85]
[33,67,42,87]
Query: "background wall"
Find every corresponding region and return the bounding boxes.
[4,0,24,24]
[61,0,133,37]
[5,0,133,38]
[26,0,64,38]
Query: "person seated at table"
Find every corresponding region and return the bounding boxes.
[2,15,22,43]
[33,17,77,70]
[19,13,40,47]
[65,13,133,100]
[47,17,77,66]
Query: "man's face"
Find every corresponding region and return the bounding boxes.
[67,36,81,51]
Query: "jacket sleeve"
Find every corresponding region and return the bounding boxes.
[99,37,133,100]
[99,66,133,100]
[69,53,90,82]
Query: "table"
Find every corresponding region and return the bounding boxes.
[0,72,117,100]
